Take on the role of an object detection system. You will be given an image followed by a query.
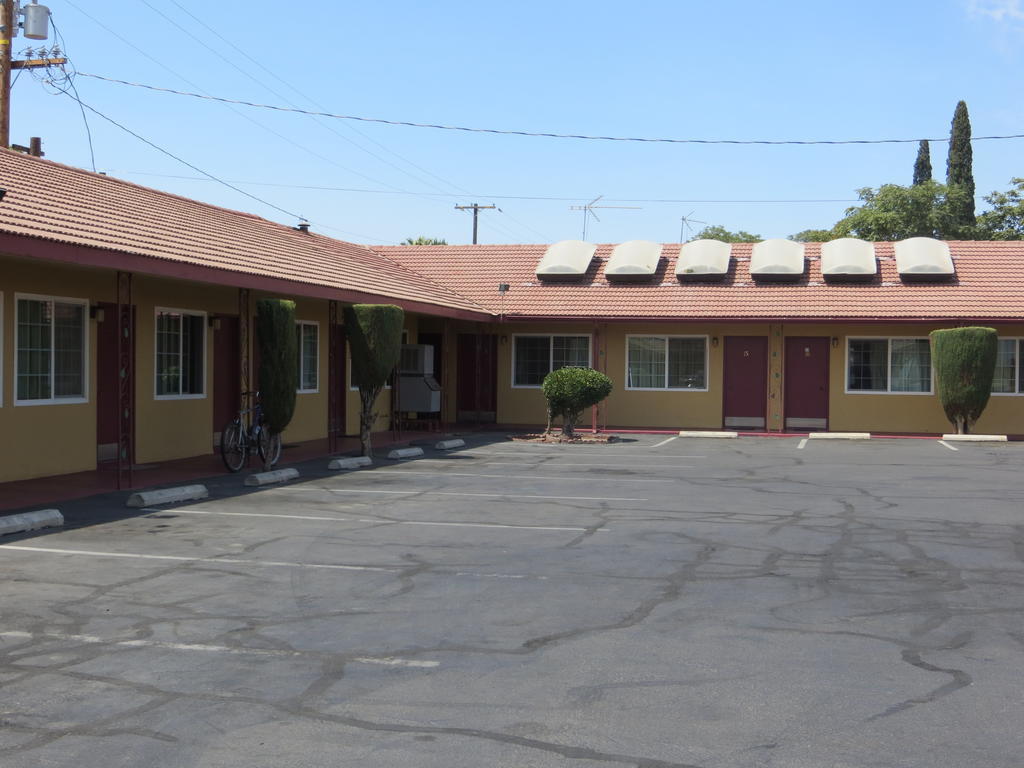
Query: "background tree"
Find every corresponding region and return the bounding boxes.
[831,182,974,241]
[401,236,448,245]
[946,100,975,225]
[789,229,835,242]
[691,224,762,243]
[978,178,1024,240]
[912,140,932,186]
[344,304,405,456]
[541,367,613,438]
[256,299,298,470]
[930,327,997,435]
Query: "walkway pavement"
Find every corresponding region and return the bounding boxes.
[0,429,460,513]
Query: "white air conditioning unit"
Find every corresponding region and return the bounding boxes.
[400,344,434,375]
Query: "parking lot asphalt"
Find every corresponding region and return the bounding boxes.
[2,435,1023,767]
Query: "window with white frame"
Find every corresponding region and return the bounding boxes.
[626,336,707,390]
[512,335,590,387]
[296,321,319,392]
[155,309,205,397]
[993,339,1023,394]
[846,338,931,393]
[15,295,87,404]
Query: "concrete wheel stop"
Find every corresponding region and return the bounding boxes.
[127,484,209,508]
[0,509,64,536]
[941,434,1007,442]
[387,447,424,460]
[244,468,300,486]
[328,456,373,470]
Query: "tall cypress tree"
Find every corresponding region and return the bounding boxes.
[946,100,975,225]
[912,140,932,186]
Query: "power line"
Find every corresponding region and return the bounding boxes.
[76,71,1024,147]
[104,172,866,204]
[55,87,304,221]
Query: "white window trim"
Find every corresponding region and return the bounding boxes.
[844,336,934,395]
[154,307,207,401]
[992,337,1024,396]
[510,333,593,389]
[296,320,320,394]
[13,293,89,406]
[624,334,710,392]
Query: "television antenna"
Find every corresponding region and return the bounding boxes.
[678,210,706,243]
[568,195,641,240]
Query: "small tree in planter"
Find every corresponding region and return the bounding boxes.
[256,299,298,470]
[344,304,404,456]
[930,327,998,435]
[541,367,613,438]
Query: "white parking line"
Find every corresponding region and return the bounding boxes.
[465,451,706,459]
[156,509,597,533]
[0,630,439,668]
[797,438,808,450]
[938,440,959,451]
[650,436,678,449]
[294,488,647,502]
[0,544,396,572]
[368,469,672,484]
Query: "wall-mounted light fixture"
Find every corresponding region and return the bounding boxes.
[711,336,719,348]
[208,316,222,331]
[89,305,105,322]
[831,336,839,349]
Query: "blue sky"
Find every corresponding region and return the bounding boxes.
[10,0,1024,245]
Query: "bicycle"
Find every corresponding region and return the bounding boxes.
[220,391,282,472]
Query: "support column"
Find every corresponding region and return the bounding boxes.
[328,300,340,454]
[238,288,250,410]
[767,323,785,431]
[116,271,134,490]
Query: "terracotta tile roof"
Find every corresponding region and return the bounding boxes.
[374,241,1024,321]
[0,149,488,318]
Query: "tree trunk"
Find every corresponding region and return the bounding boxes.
[359,387,381,456]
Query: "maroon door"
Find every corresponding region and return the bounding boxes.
[213,316,241,436]
[723,336,768,429]
[456,333,497,422]
[784,337,829,431]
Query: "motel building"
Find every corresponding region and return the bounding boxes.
[1,148,1023,487]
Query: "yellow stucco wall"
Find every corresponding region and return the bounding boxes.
[488,321,1024,435]
[0,257,113,482]
[495,322,774,430]
[822,323,1024,434]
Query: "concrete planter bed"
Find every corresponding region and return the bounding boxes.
[509,433,620,444]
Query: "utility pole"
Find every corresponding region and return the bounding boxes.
[454,203,496,244]
[0,1,57,148]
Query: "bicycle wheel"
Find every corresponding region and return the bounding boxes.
[220,419,246,472]
[258,429,282,467]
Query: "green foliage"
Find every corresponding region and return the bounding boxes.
[831,182,975,241]
[401,236,448,245]
[912,140,932,186]
[541,367,613,437]
[789,229,835,242]
[978,178,1024,240]
[691,225,762,243]
[343,304,405,455]
[946,100,976,225]
[255,299,298,435]
[930,327,997,434]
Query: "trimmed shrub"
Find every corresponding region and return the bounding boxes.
[343,304,405,455]
[255,298,298,435]
[930,327,998,434]
[541,367,613,437]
